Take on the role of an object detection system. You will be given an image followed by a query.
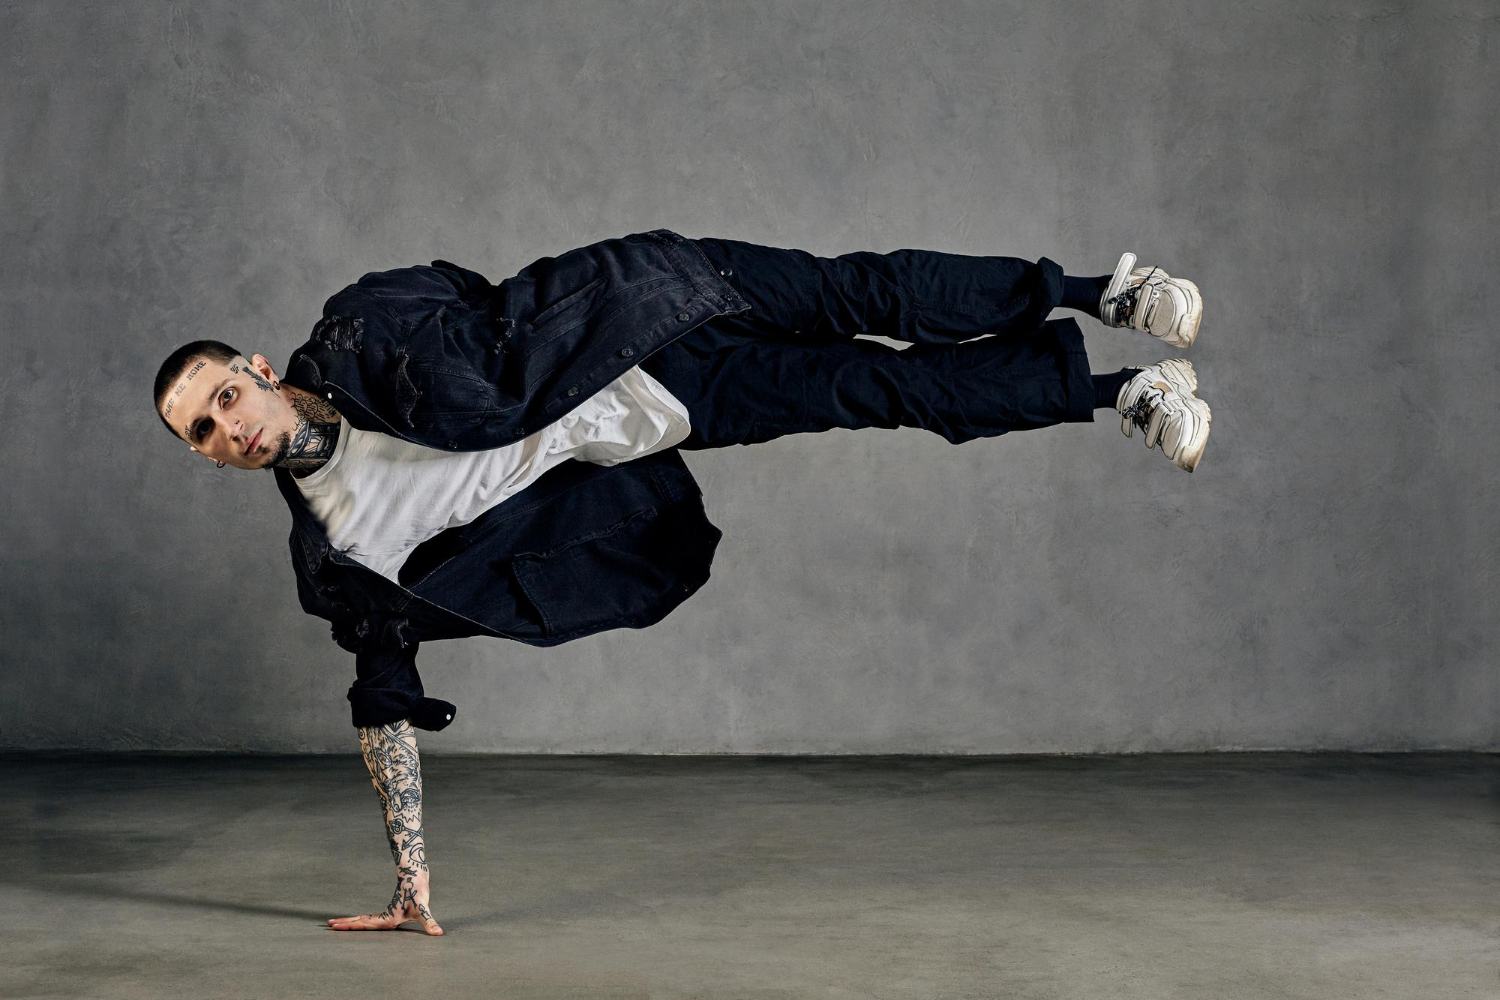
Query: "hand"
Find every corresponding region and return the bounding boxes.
[327,871,444,935]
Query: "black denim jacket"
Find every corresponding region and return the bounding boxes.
[271,229,749,731]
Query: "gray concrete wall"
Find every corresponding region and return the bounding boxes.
[2,1,1494,753]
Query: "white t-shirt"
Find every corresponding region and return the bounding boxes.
[294,365,690,585]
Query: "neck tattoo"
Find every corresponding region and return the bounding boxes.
[278,391,342,475]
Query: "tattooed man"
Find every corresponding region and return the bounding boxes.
[153,231,1212,936]
[154,347,441,933]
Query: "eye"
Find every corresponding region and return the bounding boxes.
[194,419,210,441]
[221,387,234,405]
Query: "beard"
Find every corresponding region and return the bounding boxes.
[263,429,295,472]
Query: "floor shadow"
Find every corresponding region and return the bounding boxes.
[22,878,350,924]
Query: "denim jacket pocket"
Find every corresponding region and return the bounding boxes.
[508,500,721,642]
[395,353,502,428]
[528,275,607,337]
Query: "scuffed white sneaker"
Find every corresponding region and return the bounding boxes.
[1099,252,1203,349]
[1116,359,1212,472]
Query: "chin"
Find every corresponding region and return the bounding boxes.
[262,432,292,468]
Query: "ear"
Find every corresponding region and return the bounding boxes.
[250,353,280,384]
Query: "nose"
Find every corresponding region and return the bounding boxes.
[210,417,245,452]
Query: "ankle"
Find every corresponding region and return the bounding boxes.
[1061,274,1111,319]
[1092,368,1138,410]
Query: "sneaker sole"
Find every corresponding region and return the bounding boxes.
[1154,359,1211,471]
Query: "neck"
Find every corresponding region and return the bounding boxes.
[277,385,342,476]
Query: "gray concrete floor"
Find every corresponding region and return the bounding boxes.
[4,753,1496,999]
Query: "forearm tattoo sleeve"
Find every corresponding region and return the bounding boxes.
[357,719,433,911]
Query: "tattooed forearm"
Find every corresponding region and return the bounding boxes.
[357,719,435,921]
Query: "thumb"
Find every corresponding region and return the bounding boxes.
[411,897,444,936]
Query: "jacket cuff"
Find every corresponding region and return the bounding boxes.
[347,691,457,731]
[410,697,457,732]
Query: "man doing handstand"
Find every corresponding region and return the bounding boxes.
[152,231,1212,935]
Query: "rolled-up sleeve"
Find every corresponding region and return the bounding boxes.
[347,640,457,732]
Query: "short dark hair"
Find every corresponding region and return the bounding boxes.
[153,339,242,439]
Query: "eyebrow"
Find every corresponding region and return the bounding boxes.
[183,378,231,439]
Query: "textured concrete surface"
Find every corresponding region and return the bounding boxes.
[6,752,1497,999]
[2,2,1497,752]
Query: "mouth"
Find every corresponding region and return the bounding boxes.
[244,429,261,456]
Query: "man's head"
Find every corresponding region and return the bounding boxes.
[153,340,308,471]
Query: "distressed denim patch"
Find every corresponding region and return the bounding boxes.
[312,314,364,351]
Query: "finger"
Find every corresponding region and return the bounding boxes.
[411,899,444,936]
[327,913,395,931]
[387,907,443,935]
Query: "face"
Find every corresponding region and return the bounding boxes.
[162,354,299,471]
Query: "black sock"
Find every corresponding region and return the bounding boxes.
[1061,274,1112,319]
[1092,368,1138,410]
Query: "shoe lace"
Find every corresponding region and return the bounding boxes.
[1120,383,1163,436]
[1104,266,1161,326]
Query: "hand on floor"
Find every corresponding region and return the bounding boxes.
[327,872,445,935]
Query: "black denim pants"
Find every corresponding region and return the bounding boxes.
[638,237,1097,449]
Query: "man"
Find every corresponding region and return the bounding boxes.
[152,229,1211,936]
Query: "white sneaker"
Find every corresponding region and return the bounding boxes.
[1116,359,1212,472]
[1099,252,1203,349]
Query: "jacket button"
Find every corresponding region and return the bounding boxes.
[676,310,690,322]
[719,268,732,277]
[326,392,333,399]
[619,347,634,358]
[447,441,458,450]
[567,385,580,396]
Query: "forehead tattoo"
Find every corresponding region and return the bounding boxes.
[163,358,210,424]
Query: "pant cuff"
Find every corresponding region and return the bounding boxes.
[1047,316,1095,423]
[1021,256,1066,332]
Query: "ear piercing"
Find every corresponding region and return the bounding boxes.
[216,461,226,468]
